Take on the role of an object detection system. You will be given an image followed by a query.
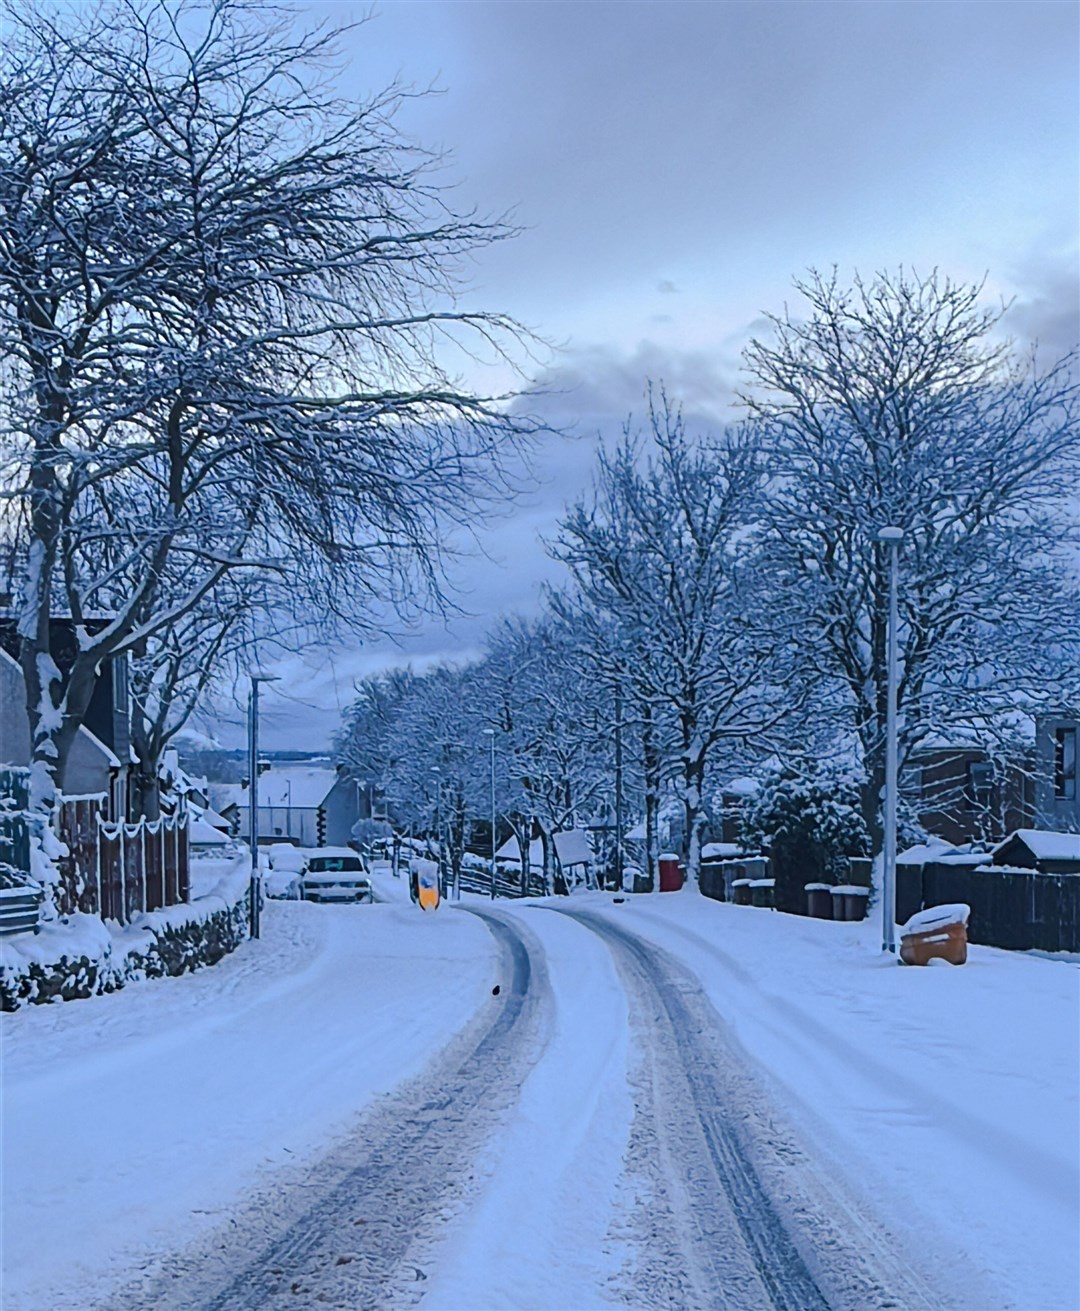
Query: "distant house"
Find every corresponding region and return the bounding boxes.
[1034,711,1079,834]
[238,766,365,848]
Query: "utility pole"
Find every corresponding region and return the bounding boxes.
[614,681,624,893]
[878,526,905,954]
[483,728,497,900]
[247,672,279,940]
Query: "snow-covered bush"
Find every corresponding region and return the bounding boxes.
[740,763,870,914]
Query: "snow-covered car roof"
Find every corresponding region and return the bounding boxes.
[303,847,363,860]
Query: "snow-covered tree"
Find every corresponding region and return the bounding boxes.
[742,269,1080,849]
[553,388,800,884]
[480,617,614,893]
[0,0,539,813]
[739,761,870,913]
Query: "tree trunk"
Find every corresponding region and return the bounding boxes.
[642,703,661,892]
[682,748,707,887]
[537,822,556,896]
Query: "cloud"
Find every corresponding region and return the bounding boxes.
[1003,246,1080,367]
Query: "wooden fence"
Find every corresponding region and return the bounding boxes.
[56,799,189,924]
[897,860,1080,954]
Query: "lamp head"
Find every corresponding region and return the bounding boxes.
[877,526,905,543]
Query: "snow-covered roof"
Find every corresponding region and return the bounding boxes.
[208,783,245,812]
[191,803,230,831]
[993,829,1080,863]
[702,842,744,858]
[720,776,761,797]
[189,818,230,846]
[247,768,339,809]
[897,841,951,865]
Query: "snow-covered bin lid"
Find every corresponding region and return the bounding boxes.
[748,878,775,888]
[804,882,832,891]
[659,851,680,861]
[831,884,870,895]
[901,903,970,936]
[731,878,752,886]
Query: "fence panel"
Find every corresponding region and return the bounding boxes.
[123,828,144,922]
[144,823,165,912]
[917,862,1080,954]
[57,798,105,915]
[99,825,123,921]
[176,819,189,903]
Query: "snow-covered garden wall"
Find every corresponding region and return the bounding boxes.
[0,856,249,1011]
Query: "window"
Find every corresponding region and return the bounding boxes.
[112,654,129,713]
[966,760,993,810]
[1055,728,1076,800]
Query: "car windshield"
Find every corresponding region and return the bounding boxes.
[307,857,363,873]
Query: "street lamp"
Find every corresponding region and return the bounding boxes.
[878,526,905,955]
[482,729,497,900]
[248,671,280,940]
[430,766,444,899]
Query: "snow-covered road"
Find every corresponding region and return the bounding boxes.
[3,886,1078,1311]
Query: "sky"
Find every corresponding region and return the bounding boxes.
[206,0,1080,752]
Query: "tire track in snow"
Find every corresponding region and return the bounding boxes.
[107,910,549,1311]
[558,908,938,1311]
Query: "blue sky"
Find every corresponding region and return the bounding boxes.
[217,0,1079,750]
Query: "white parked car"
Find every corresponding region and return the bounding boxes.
[299,848,373,903]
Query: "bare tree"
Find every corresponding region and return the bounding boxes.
[0,0,541,813]
[553,388,799,884]
[742,268,1080,848]
[481,616,613,893]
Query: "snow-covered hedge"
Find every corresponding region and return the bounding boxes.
[0,866,249,1011]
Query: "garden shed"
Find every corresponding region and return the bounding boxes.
[990,829,1080,876]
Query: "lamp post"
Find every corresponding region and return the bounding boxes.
[248,672,280,940]
[878,526,904,955]
[482,728,497,900]
[431,766,443,900]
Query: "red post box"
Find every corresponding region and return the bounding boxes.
[659,852,683,892]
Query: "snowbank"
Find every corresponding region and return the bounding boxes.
[1,852,251,1010]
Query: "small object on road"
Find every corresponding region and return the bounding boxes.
[492,985,501,995]
[612,896,626,904]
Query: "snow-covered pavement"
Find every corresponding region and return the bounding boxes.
[3,882,1078,1311]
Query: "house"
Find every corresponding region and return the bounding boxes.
[0,617,132,819]
[1033,711,1079,833]
[0,647,124,812]
[901,742,1033,846]
[238,766,365,848]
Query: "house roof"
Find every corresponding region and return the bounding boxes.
[190,817,230,846]
[0,647,121,768]
[993,829,1080,862]
[248,767,340,809]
